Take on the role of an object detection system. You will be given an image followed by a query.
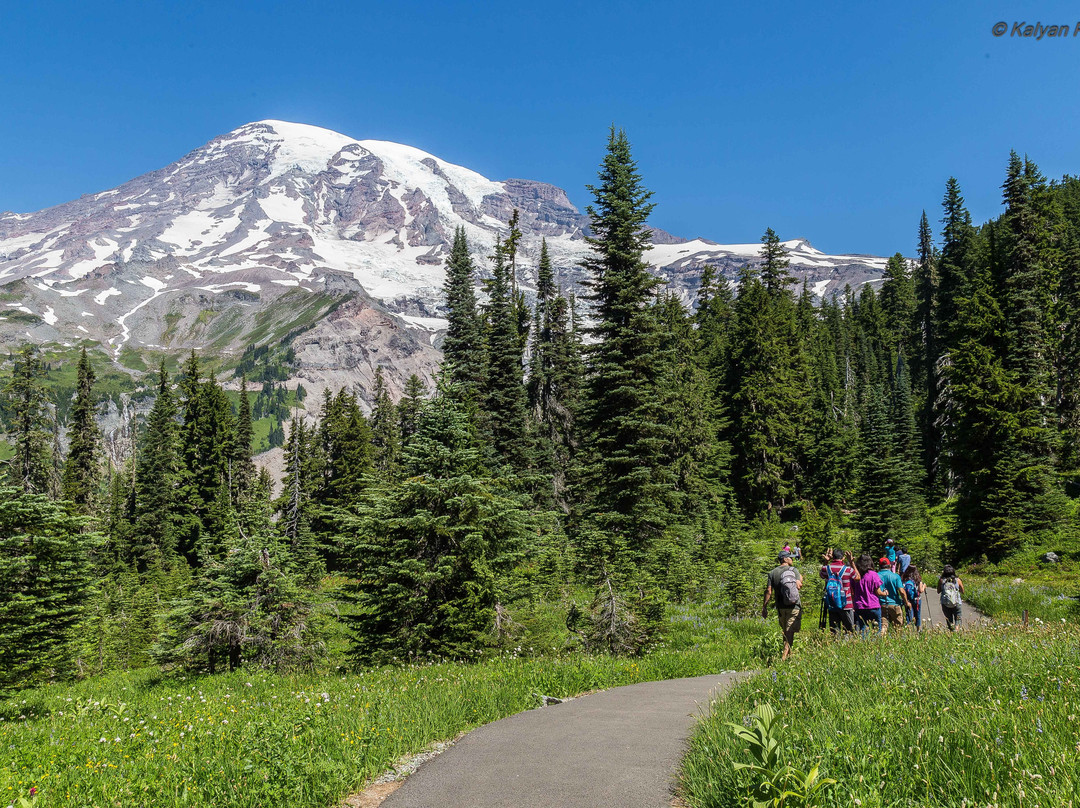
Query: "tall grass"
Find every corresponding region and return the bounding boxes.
[681,623,1080,807]
[960,577,1080,624]
[0,604,768,808]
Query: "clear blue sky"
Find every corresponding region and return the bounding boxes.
[3,0,1080,256]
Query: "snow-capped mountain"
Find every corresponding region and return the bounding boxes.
[0,120,889,398]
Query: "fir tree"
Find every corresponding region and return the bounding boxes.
[946,261,1020,557]
[157,495,321,673]
[1058,231,1080,485]
[481,238,529,468]
[727,230,810,512]
[0,490,95,690]
[61,347,102,511]
[317,389,373,509]
[132,362,181,572]
[398,374,428,445]
[854,385,919,546]
[913,210,941,493]
[933,179,976,497]
[879,253,917,359]
[441,227,485,399]
[999,152,1057,522]
[370,367,402,481]
[231,375,255,502]
[578,127,675,573]
[3,345,55,496]
[275,416,322,582]
[346,387,528,664]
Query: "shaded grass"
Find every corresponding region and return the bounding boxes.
[681,623,1080,808]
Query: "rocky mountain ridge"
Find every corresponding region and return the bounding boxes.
[0,120,891,402]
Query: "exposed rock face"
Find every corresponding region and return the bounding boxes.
[0,119,892,402]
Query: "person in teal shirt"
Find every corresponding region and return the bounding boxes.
[878,556,909,633]
[884,538,898,572]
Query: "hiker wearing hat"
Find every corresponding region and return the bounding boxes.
[819,548,860,634]
[762,550,803,660]
[877,556,910,633]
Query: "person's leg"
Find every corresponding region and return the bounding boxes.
[841,608,856,634]
[854,608,867,638]
[782,606,801,659]
[873,607,884,636]
[778,608,792,660]
[914,602,922,630]
[827,607,840,635]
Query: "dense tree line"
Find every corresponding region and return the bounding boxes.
[4,135,1080,690]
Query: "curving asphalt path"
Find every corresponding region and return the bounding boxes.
[918,586,987,630]
[380,672,751,808]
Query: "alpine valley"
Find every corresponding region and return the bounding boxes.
[0,120,888,407]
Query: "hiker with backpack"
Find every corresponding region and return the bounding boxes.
[851,553,889,637]
[819,548,860,634]
[877,556,911,633]
[762,550,803,660]
[884,538,898,572]
[937,565,965,631]
[901,564,926,629]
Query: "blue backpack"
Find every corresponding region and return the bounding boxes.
[904,579,918,607]
[825,565,847,610]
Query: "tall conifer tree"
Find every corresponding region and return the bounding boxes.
[579,127,674,572]
[441,227,484,399]
[61,347,102,511]
[133,362,181,571]
[481,239,529,468]
[4,345,55,496]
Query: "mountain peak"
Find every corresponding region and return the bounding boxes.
[0,121,889,390]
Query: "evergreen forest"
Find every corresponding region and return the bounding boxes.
[4,132,1080,691]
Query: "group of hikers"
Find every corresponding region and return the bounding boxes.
[762,537,967,661]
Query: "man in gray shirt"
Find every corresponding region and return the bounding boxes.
[762,550,803,661]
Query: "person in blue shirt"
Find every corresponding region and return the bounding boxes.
[877,557,910,633]
[898,547,912,575]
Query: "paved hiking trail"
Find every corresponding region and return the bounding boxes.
[378,672,751,808]
[361,594,985,808]
[918,587,987,629]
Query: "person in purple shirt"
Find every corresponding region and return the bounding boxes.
[851,553,888,637]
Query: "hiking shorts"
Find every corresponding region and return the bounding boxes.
[777,605,802,639]
[883,604,904,628]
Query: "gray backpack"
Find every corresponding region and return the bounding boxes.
[940,579,961,609]
[778,567,800,607]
